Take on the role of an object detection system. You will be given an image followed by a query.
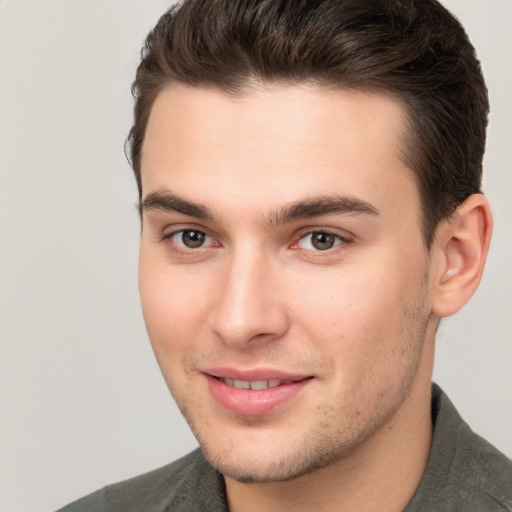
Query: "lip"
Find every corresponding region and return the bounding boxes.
[203,367,313,416]
[204,367,309,382]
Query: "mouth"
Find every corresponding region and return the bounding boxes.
[204,370,314,416]
[218,377,298,390]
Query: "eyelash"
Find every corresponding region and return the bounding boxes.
[161,228,353,256]
[291,230,352,252]
[162,228,218,254]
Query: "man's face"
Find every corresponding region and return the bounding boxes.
[138,84,437,482]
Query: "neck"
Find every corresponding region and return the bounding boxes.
[225,337,435,512]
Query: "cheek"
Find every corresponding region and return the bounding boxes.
[289,269,398,331]
[138,256,211,360]
[287,259,426,362]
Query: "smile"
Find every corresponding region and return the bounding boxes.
[206,373,314,416]
[220,378,296,390]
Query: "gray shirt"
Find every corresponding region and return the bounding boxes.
[57,385,512,511]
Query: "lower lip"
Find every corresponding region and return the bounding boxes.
[206,375,312,416]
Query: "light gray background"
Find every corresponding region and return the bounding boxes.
[0,1,510,511]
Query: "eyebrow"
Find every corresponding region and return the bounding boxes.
[268,195,379,225]
[141,190,215,221]
[140,190,379,224]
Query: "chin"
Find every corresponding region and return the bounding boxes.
[197,426,361,484]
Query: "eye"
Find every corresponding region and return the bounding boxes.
[169,229,213,249]
[297,231,345,251]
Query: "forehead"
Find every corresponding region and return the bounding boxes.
[140,83,417,218]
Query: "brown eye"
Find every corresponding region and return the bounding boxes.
[297,231,344,251]
[311,232,336,250]
[172,230,209,249]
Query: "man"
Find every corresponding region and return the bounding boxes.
[58,0,512,510]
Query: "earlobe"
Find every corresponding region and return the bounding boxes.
[431,194,493,318]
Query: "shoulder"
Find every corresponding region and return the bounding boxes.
[55,449,223,512]
[450,415,512,510]
[407,385,512,511]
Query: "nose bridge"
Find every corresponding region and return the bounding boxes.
[210,242,287,347]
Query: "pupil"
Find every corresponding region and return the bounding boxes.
[182,230,205,248]
[312,232,334,250]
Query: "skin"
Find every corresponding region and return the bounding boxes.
[138,83,492,512]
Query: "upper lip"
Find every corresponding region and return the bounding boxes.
[203,367,312,382]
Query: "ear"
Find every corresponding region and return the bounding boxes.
[431,194,493,318]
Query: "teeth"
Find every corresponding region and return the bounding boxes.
[234,379,250,389]
[221,378,284,389]
[250,380,268,390]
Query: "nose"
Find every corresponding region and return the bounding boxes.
[209,248,289,348]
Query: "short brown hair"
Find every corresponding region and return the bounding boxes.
[127,0,489,246]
